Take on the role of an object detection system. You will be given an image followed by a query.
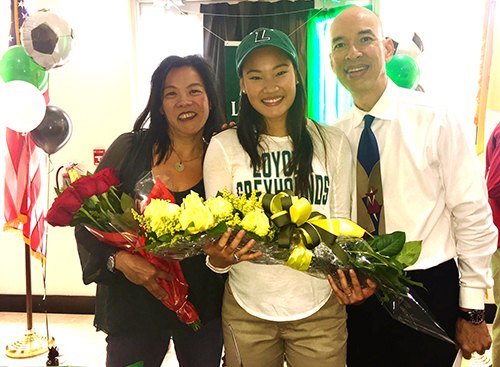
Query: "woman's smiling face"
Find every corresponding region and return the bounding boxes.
[162,66,210,139]
[240,46,297,128]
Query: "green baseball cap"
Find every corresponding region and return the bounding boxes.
[235,27,299,77]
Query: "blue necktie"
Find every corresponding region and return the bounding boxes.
[357,115,385,235]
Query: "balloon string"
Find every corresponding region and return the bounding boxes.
[43,154,50,341]
[42,154,54,352]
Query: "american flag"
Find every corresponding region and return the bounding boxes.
[4,0,47,262]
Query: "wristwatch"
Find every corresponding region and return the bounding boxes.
[458,309,485,325]
[106,251,120,273]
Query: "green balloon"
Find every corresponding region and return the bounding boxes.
[386,54,420,90]
[0,45,49,90]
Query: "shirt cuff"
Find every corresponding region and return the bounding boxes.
[205,255,232,274]
[459,287,486,309]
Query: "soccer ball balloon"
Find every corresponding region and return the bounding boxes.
[21,10,75,70]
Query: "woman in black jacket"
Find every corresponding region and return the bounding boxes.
[75,55,228,367]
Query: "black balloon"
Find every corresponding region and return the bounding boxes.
[29,105,72,155]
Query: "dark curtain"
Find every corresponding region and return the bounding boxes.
[201,0,314,107]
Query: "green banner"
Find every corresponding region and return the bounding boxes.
[225,41,241,123]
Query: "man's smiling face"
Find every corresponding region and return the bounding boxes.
[329,7,394,109]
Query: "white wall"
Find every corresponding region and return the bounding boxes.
[379,0,484,148]
[0,0,491,298]
[0,0,135,296]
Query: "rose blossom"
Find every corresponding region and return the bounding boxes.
[92,168,120,195]
[240,208,270,237]
[179,192,214,234]
[144,199,180,236]
[205,196,233,217]
[46,187,83,226]
[71,175,99,199]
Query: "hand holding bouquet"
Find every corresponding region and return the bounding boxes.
[136,188,454,344]
[46,169,202,330]
[138,189,417,298]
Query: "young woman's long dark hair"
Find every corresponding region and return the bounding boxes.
[236,67,325,197]
[133,55,226,166]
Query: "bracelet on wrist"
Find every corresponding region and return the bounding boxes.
[205,255,232,274]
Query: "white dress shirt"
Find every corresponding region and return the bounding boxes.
[334,79,497,309]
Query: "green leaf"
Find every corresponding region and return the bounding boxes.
[135,237,158,251]
[373,231,406,256]
[393,240,422,267]
[207,221,228,236]
[191,233,202,242]
[120,193,134,212]
[157,233,173,243]
[120,210,141,232]
[106,210,140,233]
[403,277,425,289]
[85,195,99,209]
[378,241,404,257]
[183,223,195,237]
[69,217,90,227]
[106,192,121,212]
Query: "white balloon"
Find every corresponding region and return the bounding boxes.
[0,80,46,132]
[396,40,423,64]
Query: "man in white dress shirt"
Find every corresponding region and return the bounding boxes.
[329,6,496,367]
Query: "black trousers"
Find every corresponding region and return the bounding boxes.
[347,259,460,367]
[105,318,223,367]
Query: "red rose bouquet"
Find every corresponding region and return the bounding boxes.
[46,168,201,330]
[47,168,123,229]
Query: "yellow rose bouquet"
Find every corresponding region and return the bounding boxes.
[136,187,453,344]
[134,189,280,262]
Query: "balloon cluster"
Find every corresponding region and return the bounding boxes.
[0,9,74,155]
[386,33,424,90]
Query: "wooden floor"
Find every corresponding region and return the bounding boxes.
[0,312,178,367]
[0,312,494,367]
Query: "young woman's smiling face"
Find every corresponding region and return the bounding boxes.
[162,66,210,139]
[240,46,297,130]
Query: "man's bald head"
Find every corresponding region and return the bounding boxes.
[329,6,393,111]
[331,6,385,42]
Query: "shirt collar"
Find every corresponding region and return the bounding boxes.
[351,79,399,128]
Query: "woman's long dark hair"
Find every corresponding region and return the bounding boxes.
[236,60,324,197]
[133,55,226,166]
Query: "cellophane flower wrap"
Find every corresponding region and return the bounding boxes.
[46,168,202,330]
[137,187,454,344]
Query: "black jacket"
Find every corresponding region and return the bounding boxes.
[75,130,225,336]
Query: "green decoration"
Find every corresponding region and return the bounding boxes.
[306,5,372,124]
[386,54,420,90]
[0,45,49,90]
